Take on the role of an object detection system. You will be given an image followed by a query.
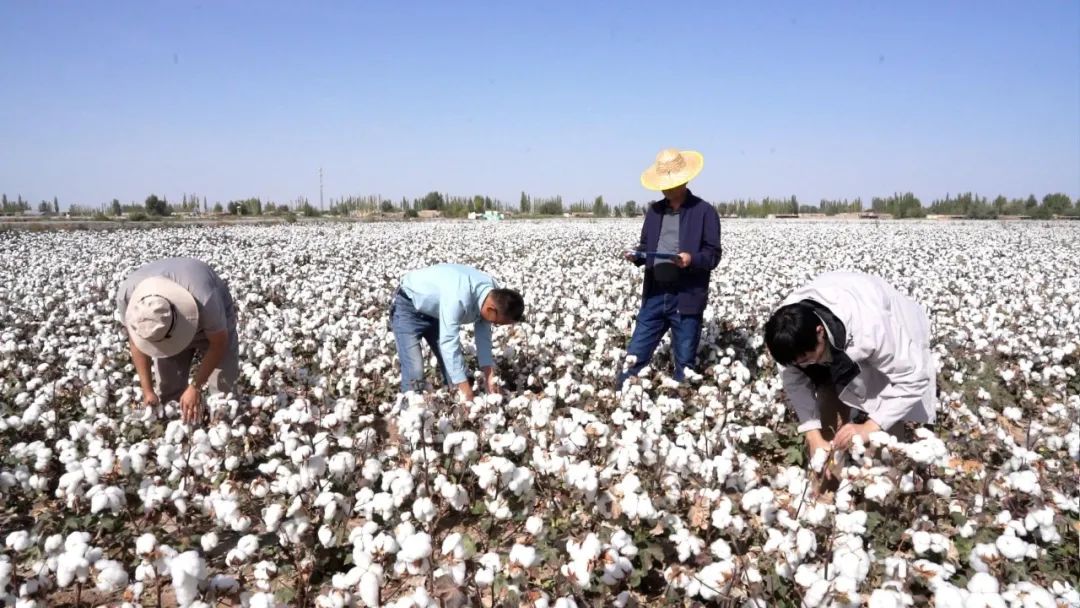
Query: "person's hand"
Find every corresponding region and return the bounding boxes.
[806,432,836,481]
[674,252,692,268]
[457,381,476,402]
[808,434,830,458]
[833,421,881,450]
[141,387,160,407]
[179,385,203,424]
[623,250,638,262]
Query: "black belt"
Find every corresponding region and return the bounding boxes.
[395,287,413,303]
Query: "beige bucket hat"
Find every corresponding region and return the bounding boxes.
[640,148,704,191]
[125,277,199,358]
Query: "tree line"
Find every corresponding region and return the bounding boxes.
[2,190,1077,220]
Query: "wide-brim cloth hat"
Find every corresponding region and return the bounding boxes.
[640,148,704,191]
[125,277,199,358]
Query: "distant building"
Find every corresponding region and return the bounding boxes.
[418,210,443,219]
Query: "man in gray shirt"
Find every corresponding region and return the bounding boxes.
[116,257,239,424]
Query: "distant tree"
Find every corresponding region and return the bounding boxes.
[420,191,444,211]
[790,195,799,215]
[213,202,224,213]
[38,201,51,214]
[623,200,637,217]
[593,195,608,217]
[145,194,169,216]
[111,199,123,216]
[380,200,394,213]
[53,196,59,214]
[1042,193,1071,216]
[519,191,530,214]
[1024,195,1038,211]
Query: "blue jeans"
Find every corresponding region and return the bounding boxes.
[617,290,703,389]
[390,290,452,392]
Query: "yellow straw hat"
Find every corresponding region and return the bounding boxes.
[640,148,704,191]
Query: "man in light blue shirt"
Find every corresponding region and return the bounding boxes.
[391,264,525,400]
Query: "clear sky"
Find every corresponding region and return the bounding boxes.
[1,1,1078,210]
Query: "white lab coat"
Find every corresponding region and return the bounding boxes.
[778,271,937,433]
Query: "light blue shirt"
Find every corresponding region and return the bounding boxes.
[400,264,497,384]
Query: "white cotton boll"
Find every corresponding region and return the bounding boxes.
[865,477,894,503]
[995,533,1030,561]
[199,532,219,553]
[509,544,539,569]
[44,534,63,554]
[809,448,828,473]
[934,582,968,607]
[1006,470,1041,495]
[5,530,31,552]
[804,579,831,607]
[56,552,89,588]
[710,538,732,560]
[1002,407,1022,421]
[248,592,281,608]
[136,533,157,556]
[398,532,432,563]
[526,516,545,537]
[168,550,207,608]
[264,503,285,531]
[928,478,953,497]
[969,543,1001,573]
[968,572,1000,594]
[796,528,817,560]
[836,512,867,535]
[412,497,436,524]
[93,559,129,593]
[319,525,336,548]
[869,587,912,608]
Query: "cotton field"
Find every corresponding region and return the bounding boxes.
[0,219,1078,608]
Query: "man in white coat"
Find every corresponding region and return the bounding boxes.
[764,271,937,455]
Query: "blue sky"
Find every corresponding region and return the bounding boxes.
[1,1,1077,209]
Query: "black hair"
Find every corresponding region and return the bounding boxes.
[763,302,822,365]
[488,288,525,322]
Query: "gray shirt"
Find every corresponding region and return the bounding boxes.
[116,257,237,342]
[654,208,681,272]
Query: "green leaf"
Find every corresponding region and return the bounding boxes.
[866,510,883,535]
[784,444,804,466]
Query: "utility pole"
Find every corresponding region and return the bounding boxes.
[319,167,324,211]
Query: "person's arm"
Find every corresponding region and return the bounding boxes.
[690,206,721,270]
[438,300,474,401]
[193,330,229,388]
[129,339,158,405]
[628,211,649,266]
[780,365,833,456]
[474,319,499,393]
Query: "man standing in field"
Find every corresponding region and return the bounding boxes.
[116,257,239,425]
[618,148,722,389]
[390,263,525,400]
[764,271,938,456]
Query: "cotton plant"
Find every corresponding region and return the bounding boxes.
[1,222,1079,604]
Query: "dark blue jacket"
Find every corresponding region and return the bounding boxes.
[633,191,721,315]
